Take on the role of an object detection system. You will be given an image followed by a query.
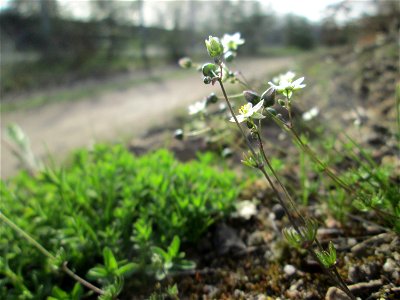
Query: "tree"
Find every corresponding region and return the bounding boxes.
[283,14,315,50]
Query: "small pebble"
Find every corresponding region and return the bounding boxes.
[361,262,380,280]
[347,238,357,247]
[233,289,245,298]
[325,287,351,300]
[247,231,266,246]
[383,258,396,273]
[286,290,301,299]
[284,264,296,276]
[272,203,285,220]
[348,265,366,283]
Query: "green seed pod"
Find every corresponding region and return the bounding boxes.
[277,99,286,107]
[246,121,253,129]
[202,63,218,77]
[243,90,261,105]
[174,129,184,140]
[203,76,212,84]
[261,88,276,107]
[266,107,277,116]
[206,92,218,104]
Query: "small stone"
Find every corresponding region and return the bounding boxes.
[284,264,296,276]
[383,258,396,273]
[348,265,367,283]
[234,200,257,220]
[286,290,301,299]
[213,223,246,255]
[347,238,357,247]
[392,270,400,282]
[233,289,245,298]
[349,279,383,295]
[272,203,285,220]
[361,262,380,280]
[325,287,351,300]
[247,231,266,246]
[203,285,219,298]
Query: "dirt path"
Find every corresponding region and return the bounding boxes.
[1,57,294,178]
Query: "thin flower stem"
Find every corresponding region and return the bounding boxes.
[237,71,252,89]
[218,79,303,236]
[186,127,212,137]
[254,130,306,225]
[217,78,258,159]
[217,76,355,300]
[289,127,351,192]
[308,248,356,300]
[0,212,105,296]
[62,262,105,296]
[331,266,356,300]
[269,112,352,192]
[0,212,55,260]
[218,93,244,99]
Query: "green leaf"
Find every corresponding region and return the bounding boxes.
[115,263,138,276]
[49,286,69,299]
[87,266,108,279]
[152,247,169,260]
[71,283,83,300]
[175,259,196,270]
[103,247,118,271]
[168,236,180,258]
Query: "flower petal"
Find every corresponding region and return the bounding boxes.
[292,77,304,86]
[230,115,246,123]
[253,100,264,112]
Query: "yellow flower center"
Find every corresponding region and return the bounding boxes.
[239,104,250,115]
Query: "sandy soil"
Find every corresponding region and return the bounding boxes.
[1,57,293,178]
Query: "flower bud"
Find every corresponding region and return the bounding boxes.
[277,99,286,107]
[206,92,218,104]
[178,57,192,69]
[246,121,253,129]
[203,76,212,84]
[174,129,184,140]
[202,63,218,77]
[261,88,276,107]
[266,107,277,116]
[205,36,224,58]
[224,50,236,62]
[243,90,260,105]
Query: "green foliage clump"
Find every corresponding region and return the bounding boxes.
[0,145,240,298]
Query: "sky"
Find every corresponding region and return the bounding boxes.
[0,0,375,25]
[58,0,343,22]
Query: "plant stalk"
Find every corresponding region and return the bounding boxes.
[0,212,105,296]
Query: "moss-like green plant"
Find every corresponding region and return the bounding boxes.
[0,145,241,298]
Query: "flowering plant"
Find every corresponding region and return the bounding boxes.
[177,32,357,300]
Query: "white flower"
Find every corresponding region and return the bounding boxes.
[188,100,207,115]
[229,100,264,123]
[272,71,296,84]
[268,72,306,99]
[268,76,306,92]
[302,107,319,121]
[221,32,245,51]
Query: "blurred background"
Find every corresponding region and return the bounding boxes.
[1,0,399,178]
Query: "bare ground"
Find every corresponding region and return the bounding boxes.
[1,57,294,178]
